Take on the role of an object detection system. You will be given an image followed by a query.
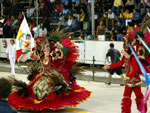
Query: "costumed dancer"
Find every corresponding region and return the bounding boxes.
[104,48,147,113]
[103,24,150,113]
[8,30,91,113]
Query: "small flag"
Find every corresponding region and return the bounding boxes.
[16,16,34,62]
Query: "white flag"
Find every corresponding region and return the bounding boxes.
[16,16,34,62]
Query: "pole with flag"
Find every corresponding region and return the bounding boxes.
[16,16,34,62]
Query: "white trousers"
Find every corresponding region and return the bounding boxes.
[9,58,16,75]
[98,35,105,41]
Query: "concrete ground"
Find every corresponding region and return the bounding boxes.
[0,71,149,113]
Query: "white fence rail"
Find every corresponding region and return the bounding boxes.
[0,39,123,65]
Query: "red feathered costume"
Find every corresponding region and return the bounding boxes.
[110,55,147,113]
[8,36,91,112]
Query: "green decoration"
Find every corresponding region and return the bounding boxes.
[135,31,144,38]
[63,47,71,57]
[48,36,61,42]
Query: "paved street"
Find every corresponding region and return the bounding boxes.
[0,71,149,113]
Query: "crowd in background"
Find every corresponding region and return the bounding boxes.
[0,0,150,41]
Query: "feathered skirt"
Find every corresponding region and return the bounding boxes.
[8,75,91,111]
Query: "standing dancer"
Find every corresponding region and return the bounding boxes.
[6,40,16,76]
[103,48,147,113]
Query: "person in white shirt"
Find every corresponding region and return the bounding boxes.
[6,40,16,76]
[106,9,115,30]
[33,23,47,38]
[39,23,47,37]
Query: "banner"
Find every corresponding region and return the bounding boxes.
[72,40,85,63]
[16,16,34,62]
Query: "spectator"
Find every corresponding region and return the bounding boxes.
[9,16,16,38]
[32,23,47,38]
[110,30,116,41]
[103,8,108,20]
[125,0,135,12]
[119,8,126,25]
[53,4,62,20]
[125,9,133,19]
[103,0,113,11]
[95,2,103,19]
[39,0,47,16]
[112,0,123,16]
[39,23,47,37]
[3,15,14,38]
[40,0,47,9]
[11,17,19,38]
[55,4,62,13]
[125,9,133,26]
[96,20,106,41]
[83,18,90,33]
[29,19,36,36]
[79,8,86,30]
[62,6,71,17]
[4,15,13,26]
[138,0,147,16]
[71,2,78,14]
[87,2,91,17]
[12,0,19,17]
[122,0,127,6]
[26,4,35,17]
[61,0,69,5]
[17,11,23,20]
[116,21,124,41]
[79,32,84,40]
[78,0,87,12]
[60,17,67,29]
[0,16,5,24]
[84,32,92,40]
[64,15,78,33]
[0,78,17,113]
[47,0,55,14]
[3,1,12,16]
[106,9,115,30]
[133,9,142,25]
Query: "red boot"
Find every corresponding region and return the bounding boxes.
[121,98,132,113]
[135,99,147,113]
